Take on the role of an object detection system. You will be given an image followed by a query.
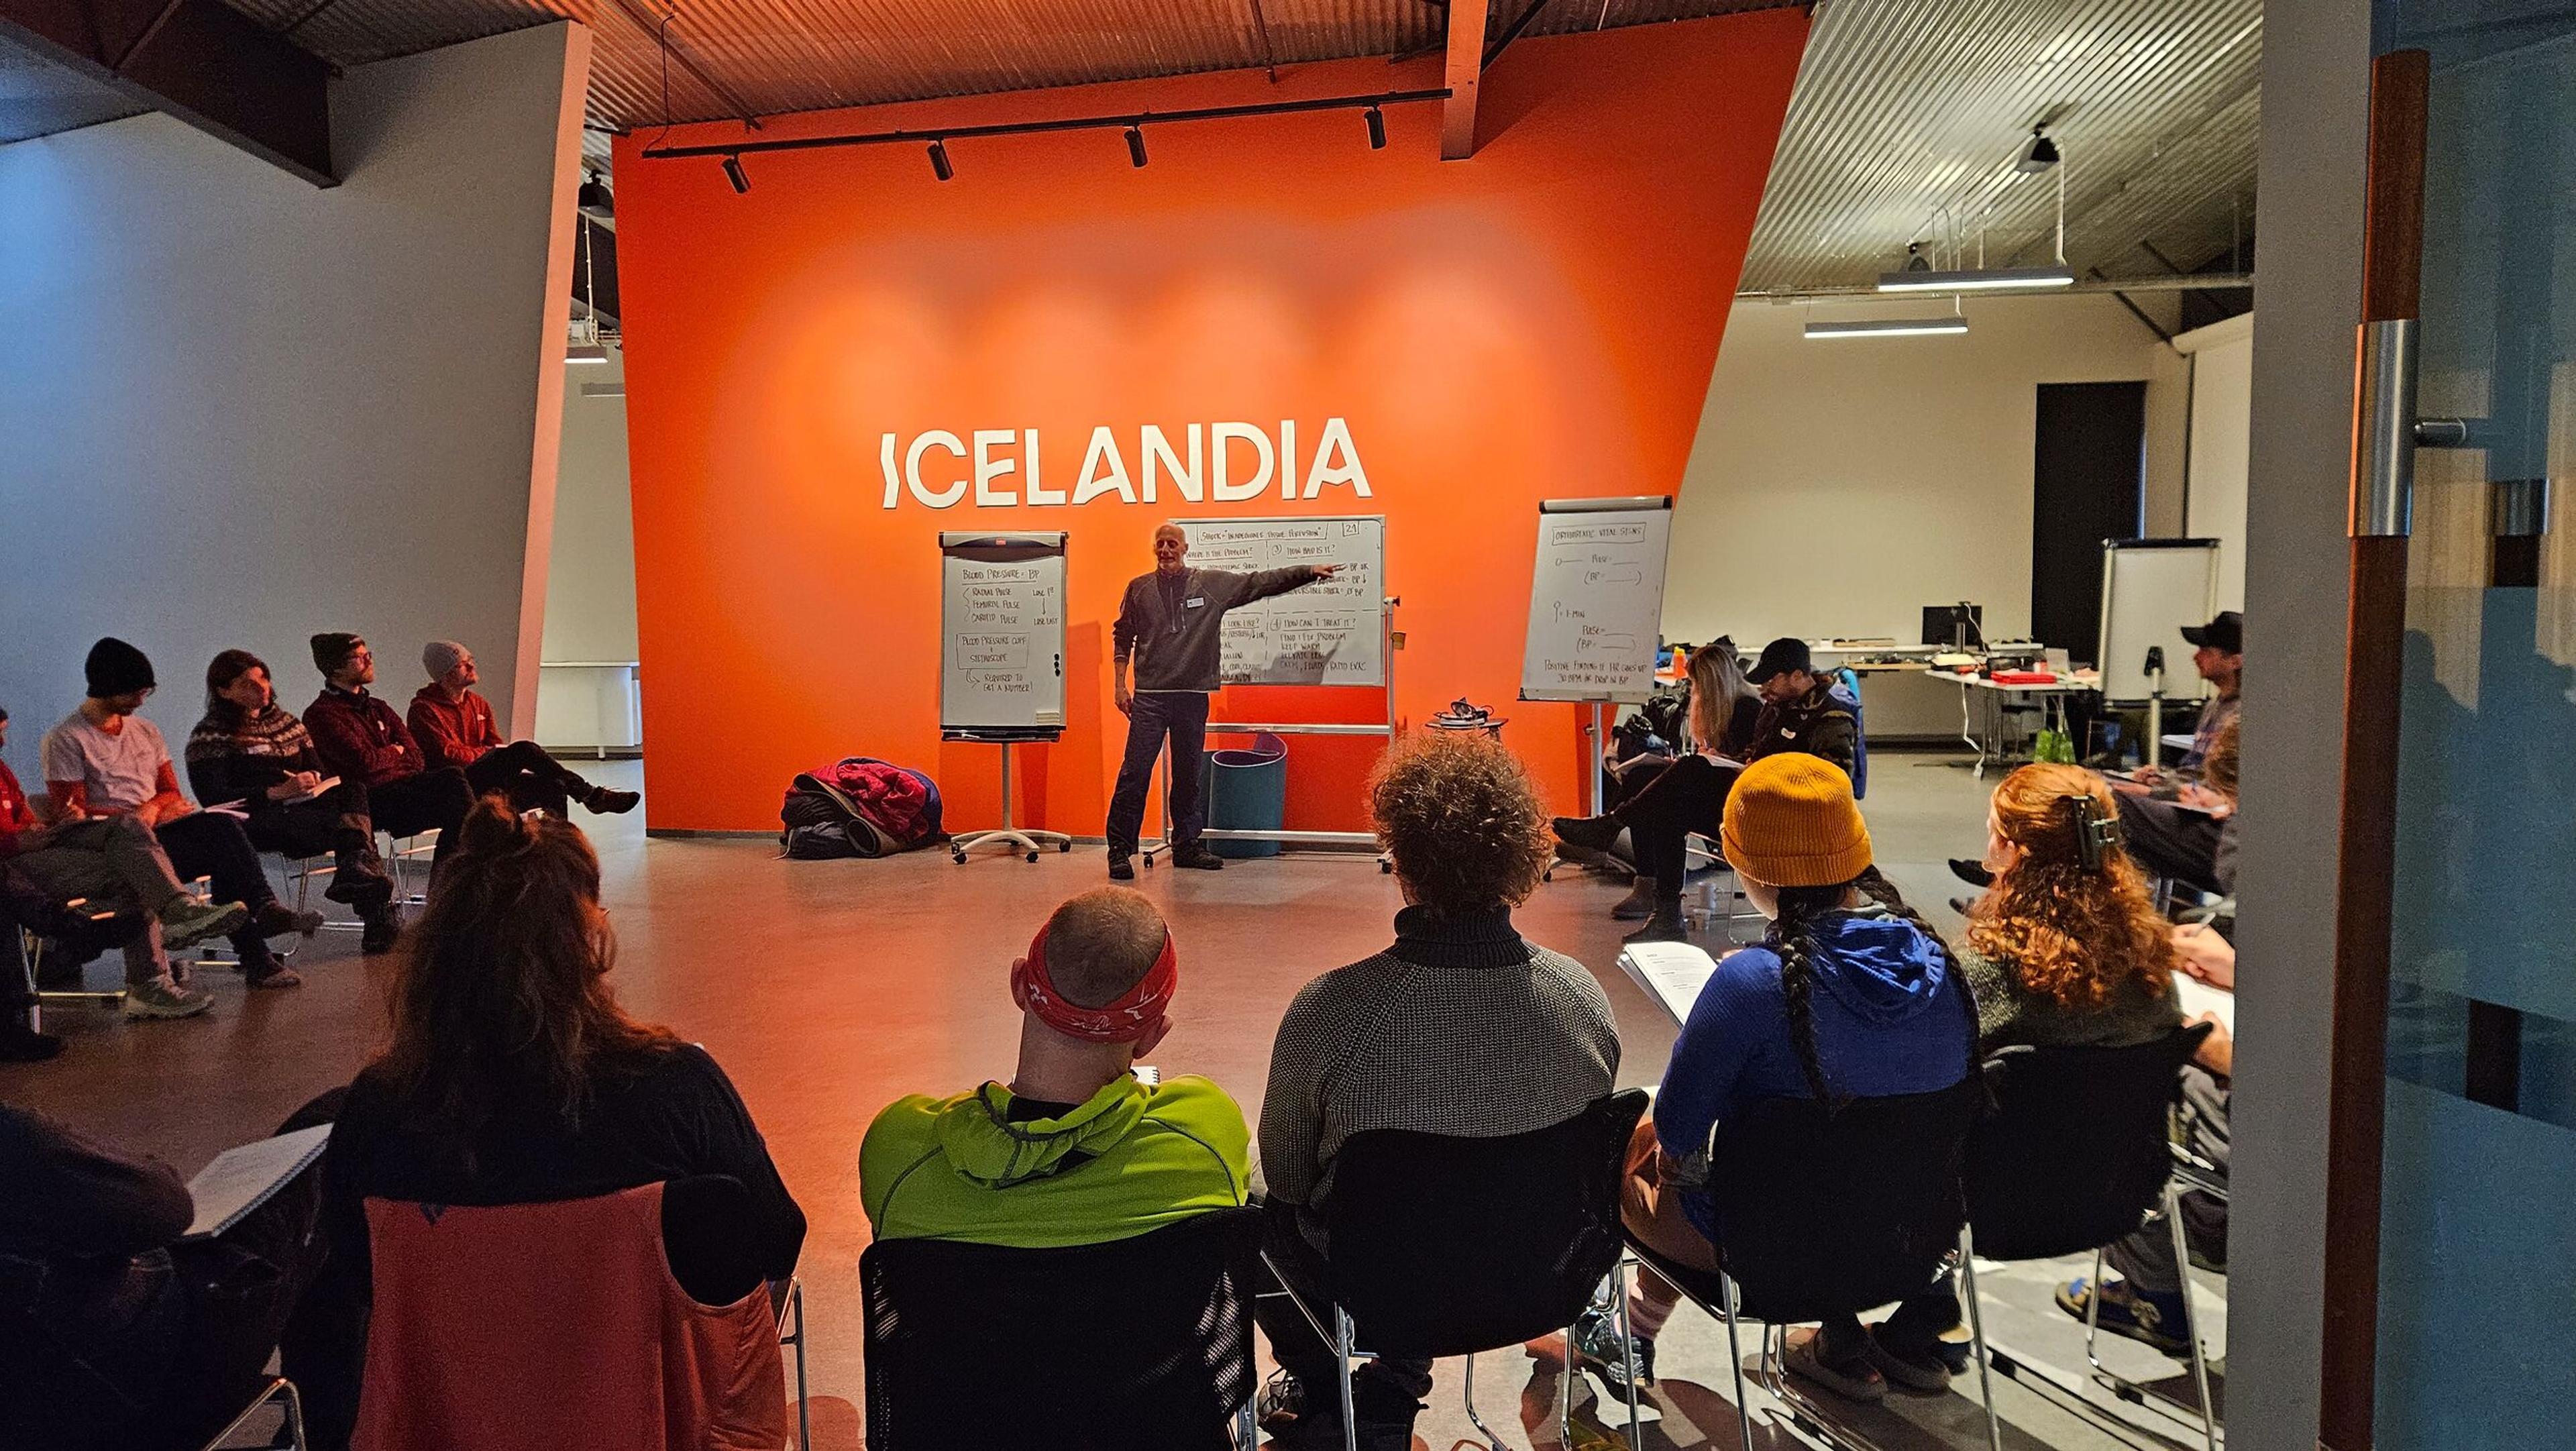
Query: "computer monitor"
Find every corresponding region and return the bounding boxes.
[1923,603,1985,651]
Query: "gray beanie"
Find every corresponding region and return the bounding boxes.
[422,641,471,679]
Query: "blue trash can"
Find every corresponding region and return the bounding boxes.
[1202,732,1288,859]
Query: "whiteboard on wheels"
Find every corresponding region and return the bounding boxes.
[1169,515,1386,686]
[1519,498,1674,702]
[940,533,1068,732]
[2096,539,2219,702]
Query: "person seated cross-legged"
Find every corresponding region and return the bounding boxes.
[1599,752,1974,1402]
[1256,733,1620,1449]
[300,633,473,872]
[859,886,1248,1249]
[185,651,402,953]
[40,639,313,994]
[406,641,637,820]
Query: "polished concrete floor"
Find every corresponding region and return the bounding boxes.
[3,751,2226,1451]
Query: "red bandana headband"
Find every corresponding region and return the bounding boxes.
[1010,920,1179,1043]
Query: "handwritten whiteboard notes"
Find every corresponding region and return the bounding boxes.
[1171,515,1387,686]
[941,533,1068,733]
[1519,500,1674,702]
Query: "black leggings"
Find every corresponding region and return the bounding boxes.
[1615,754,1740,892]
[464,741,591,818]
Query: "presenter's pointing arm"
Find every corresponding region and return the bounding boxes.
[1232,564,1334,606]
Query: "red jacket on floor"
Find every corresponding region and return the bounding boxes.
[407,687,502,774]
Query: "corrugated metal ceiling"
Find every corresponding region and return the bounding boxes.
[1740,0,2259,292]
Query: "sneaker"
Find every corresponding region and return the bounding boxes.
[0,1024,65,1063]
[1862,1319,1955,1393]
[2055,1276,2189,1357]
[254,902,325,939]
[1949,857,1994,888]
[1256,1368,1307,1431]
[1570,1305,1655,1387]
[1107,854,1136,881]
[1171,847,1225,871]
[123,977,214,1020]
[325,869,395,912]
[1610,876,1660,921]
[583,786,643,815]
[1623,903,1688,944]
[1552,814,1623,858]
[361,910,402,955]
[245,960,303,989]
[1783,1326,1885,1402]
[159,897,250,951]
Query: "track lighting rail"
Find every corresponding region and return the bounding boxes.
[639,87,1449,162]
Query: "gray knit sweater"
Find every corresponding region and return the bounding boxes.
[1959,948,2182,1053]
[1257,906,1620,1236]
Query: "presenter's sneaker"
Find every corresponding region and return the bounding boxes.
[1171,847,1226,871]
[1623,901,1688,944]
[1949,857,1994,888]
[123,976,214,1020]
[159,897,250,951]
[582,786,643,815]
[2055,1276,2190,1356]
[254,902,325,939]
[1783,1325,1886,1403]
[1107,854,1136,881]
[1610,876,1660,920]
[1552,814,1623,862]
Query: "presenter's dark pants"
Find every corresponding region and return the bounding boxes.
[2116,794,2224,896]
[1615,754,1741,890]
[465,740,594,818]
[1106,690,1208,858]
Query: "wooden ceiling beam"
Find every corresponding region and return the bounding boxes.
[1438,0,1489,158]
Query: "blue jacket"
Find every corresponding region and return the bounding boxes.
[1656,906,1974,1238]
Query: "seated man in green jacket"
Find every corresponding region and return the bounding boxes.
[859,885,1249,1246]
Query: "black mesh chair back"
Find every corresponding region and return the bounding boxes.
[1965,1023,2212,1260]
[1701,1076,1984,1324]
[860,1206,1264,1451]
[1323,1089,1649,1358]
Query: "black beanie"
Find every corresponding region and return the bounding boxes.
[85,637,155,698]
[311,633,364,676]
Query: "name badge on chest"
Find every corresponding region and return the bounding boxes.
[1185,596,1207,609]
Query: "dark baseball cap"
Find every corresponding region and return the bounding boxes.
[1746,637,1813,684]
[2180,611,2243,653]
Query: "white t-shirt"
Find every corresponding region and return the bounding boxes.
[40,711,172,812]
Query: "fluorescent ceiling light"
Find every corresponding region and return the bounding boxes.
[566,343,612,365]
[1878,265,2075,293]
[1805,317,1970,340]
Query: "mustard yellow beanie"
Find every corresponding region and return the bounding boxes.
[1721,752,1872,888]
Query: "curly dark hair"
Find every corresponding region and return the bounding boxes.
[1368,732,1554,915]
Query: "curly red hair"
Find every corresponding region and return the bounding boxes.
[1966,763,2177,1010]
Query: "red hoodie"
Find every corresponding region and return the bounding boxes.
[0,760,37,857]
[406,687,502,775]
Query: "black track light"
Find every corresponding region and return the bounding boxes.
[2015,125,2060,175]
[1365,105,1386,150]
[578,170,615,221]
[928,139,954,182]
[720,154,749,194]
[1125,124,1148,168]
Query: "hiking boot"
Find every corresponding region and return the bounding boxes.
[160,897,250,951]
[245,959,303,989]
[583,786,642,815]
[1783,1326,1885,1402]
[1623,900,1688,944]
[1949,857,1994,888]
[1256,1368,1307,1432]
[1571,1304,1655,1387]
[2056,1275,2189,1357]
[254,902,324,939]
[325,864,395,913]
[1552,814,1623,861]
[1171,846,1225,870]
[361,909,402,955]
[1610,876,1660,921]
[1107,854,1136,881]
[123,977,214,1020]
[0,1023,64,1062]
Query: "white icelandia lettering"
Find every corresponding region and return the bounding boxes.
[1072,426,1137,505]
[906,431,967,508]
[972,429,1019,506]
[878,421,1371,508]
[1211,422,1272,501]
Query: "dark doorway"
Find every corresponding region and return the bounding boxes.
[2031,380,2147,659]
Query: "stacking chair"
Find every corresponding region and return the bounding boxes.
[200,1376,305,1450]
[353,1175,791,1451]
[1963,1027,2220,1451]
[1265,1089,1650,1451]
[19,902,132,1018]
[2081,1140,2226,1442]
[861,1205,1266,1451]
[1621,1077,1987,1451]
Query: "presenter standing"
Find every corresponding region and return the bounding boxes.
[1106,523,1337,879]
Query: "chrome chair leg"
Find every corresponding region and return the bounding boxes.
[2167,1183,2221,1451]
[1334,1307,1360,1451]
[199,1375,303,1451]
[1611,1258,1644,1448]
[1717,1271,1757,1451]
[776,1277,810,1450]
[1461,1349,1513,1451]
[1957,1226,2005,1451]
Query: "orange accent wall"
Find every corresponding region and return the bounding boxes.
[615,11,1806,833]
